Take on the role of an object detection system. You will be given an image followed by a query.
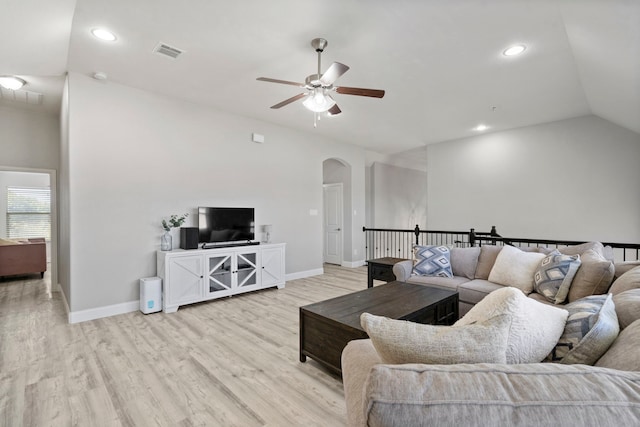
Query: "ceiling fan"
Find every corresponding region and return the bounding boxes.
[257,38,385,120]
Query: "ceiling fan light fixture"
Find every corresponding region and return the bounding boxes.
[302,90,336,113]
[0,76,26,90]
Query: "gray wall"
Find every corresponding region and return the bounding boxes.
[426,115,640,242]
[0,105,60,170]
[64,73,367,313]
[370,162,427,229]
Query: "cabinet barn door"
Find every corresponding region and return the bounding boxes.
[167,256,203,305]
[261,247,284,288]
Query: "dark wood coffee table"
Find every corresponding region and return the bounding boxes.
[299,281,458,375]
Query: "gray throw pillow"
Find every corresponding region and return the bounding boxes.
[566,249,615,302]
[595,319,640,371]
[450,247,481,279]
[549,294,619,365]
[609,265,640,295]
[533,250,582,304]
[361,312,510,365]
[613,289,640,330]
[474,245,502,279]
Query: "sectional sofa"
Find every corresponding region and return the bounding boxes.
[392,241,621,316]
[0,237,47,278]
[342,242,640,426]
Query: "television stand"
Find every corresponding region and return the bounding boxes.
[157,242,286,313]
[201,241,261,249]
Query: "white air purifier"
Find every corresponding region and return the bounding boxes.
[140,277,162,314]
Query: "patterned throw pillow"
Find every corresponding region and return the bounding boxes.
[548,294,619,365]
[412,245,453,277]
[534,250,582,304]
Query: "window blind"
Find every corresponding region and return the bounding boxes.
[7,186,51,239]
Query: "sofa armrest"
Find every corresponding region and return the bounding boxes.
[361,362,640,427]
[342,339,382,427]
[392,260,413,282]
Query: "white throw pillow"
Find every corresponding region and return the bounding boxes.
[361,312,510,365]
[455,287,569,363]
[488,245,546,294]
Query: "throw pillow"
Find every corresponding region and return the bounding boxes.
[612,289,640,330]
[474,245,502,279]
[558,241,606,258]
[609,265,640,296]
[595,319,640,371]
[533,250,582,304]
[412,245,453,278]
[450,246,481,279]
[455,287,568,364]
[548,294,619,365]
[360,312,510,365]
[566,249,615,302]
[487,245,546,294]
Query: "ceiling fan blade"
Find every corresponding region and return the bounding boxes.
[335,86,385,98]
[320,62,350,86]
[257,77,304,87]
[270,93,308,109]
[327,104,342,116]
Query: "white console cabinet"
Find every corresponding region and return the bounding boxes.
[157,243,285,313]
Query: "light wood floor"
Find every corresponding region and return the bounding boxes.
[0,264,369,427]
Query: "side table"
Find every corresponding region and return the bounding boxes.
[366,257,408,288]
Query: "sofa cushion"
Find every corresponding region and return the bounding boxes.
[566,249,615,302]
[609,265,640,296]
[488,245,545,294]
[533,251,582,304]
[361,312,510,365]
[455,287,568,363]
[614,261,640,280]
[595,319,640,372]
[457,279,504,305]
[412,245,453,278]
[549,294,619,365]
[450,247,481,280]
[362,363,640,427]
[558,241,606,258]
[474,245,502,279]
[613,289,640,330]
[404,274,468,292]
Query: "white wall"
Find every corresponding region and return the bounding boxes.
[427,115,640,242]
[65,73,367,313]
[371,162,427,229]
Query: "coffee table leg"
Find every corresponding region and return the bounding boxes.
[299,308,306,362]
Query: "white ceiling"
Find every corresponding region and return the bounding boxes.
[2,0,639,155]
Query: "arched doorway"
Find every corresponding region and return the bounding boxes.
[322,158,351,266]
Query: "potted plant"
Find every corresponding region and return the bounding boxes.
[161,213,188,251]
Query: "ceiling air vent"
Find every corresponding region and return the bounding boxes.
[153,43,184,59]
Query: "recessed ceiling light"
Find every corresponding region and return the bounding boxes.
[91,28,117,41]
[503,44,526,56]
[0,76,26,90]
[473,124,489,132]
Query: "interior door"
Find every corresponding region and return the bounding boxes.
[323,183,343,265]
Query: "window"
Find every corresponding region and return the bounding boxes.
[7,186,51,239]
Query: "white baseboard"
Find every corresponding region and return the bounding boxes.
[341,260,366,268]
[69,300,139,324]
[285,268,324,281]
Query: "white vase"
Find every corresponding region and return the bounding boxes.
[161,231,172,251]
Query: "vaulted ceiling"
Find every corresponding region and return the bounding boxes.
[1,0,638,155]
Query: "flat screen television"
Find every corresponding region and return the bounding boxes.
[198,207,255,245]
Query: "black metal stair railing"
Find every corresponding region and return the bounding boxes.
[363,225,640,262]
